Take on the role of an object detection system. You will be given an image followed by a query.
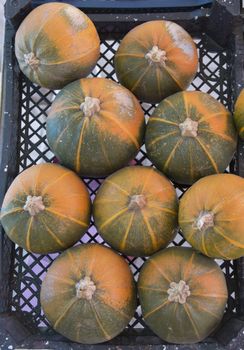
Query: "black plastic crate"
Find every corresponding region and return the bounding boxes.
[1,0,244,349]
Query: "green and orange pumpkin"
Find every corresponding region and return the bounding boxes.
[94,166,178,256]
[15,2,100,89]
[114,20,198,103]
[145,91,237,185]
[138,247,228,344]
[46,78,145,178]
[179,173,244,260]
[41,243,136,344]
[0,163,91,253]
[233,89,244,139]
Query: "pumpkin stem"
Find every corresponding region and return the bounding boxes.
[179,117,198,137]
[80,96,101,117]
[76,276,96,300]
[23,195,45,216]
[145,46,168,67]
[24,52,39,70]
[128,194,147,210]
[167,280,190,304]
[195,211,214,231]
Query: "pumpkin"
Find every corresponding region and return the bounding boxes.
[114,20,198,104]
[41,243,136,344]
[0,163,91,254]
[46,78,145,178]
[138,246,228,344]
[15,3,100,90]
[145,91,237,185]
[93,166,178,256]
[233,89,244,139]
[179,173,244,260]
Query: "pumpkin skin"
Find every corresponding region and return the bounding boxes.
[233,89,244,139]
[0,163,91,254]
[138,247,227,344]
[114,20,198,104]
[179,174,244,260]
[94,166,178,256]
[15,3,100,90]
[41,243,136,344]
[47,78,145,178]
[145,91,237,185]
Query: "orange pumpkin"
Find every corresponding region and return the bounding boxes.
[0,163,91,253]
[115,20,198,103]
[94,166,178,256]
[41,243,136,344]
[179,174,244,260]
[233,89,244,139]
[47,78,145,177]
[15,3,100,89]
[138,247,227,344]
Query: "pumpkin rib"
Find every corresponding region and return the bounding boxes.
[141,211,158,250]
[198,111,227,124]
[115,53,145,59]
[141,167,155,193]
[212,240,239,260]
[163,65,184,90]
[39,46,99,66]
[147,131,179,149]
[183,304,201,340]
[49,106,79,117]
[52,115,80,150]
[213,226,244,249]
[41,171,71,194]
[190,299,221,320]
[149,117,178,126]
[32,5,67,52]
[163,139,183,171]
[53,297,77,329]
[100,111,140,149]
[98,298,132,321]
[48,273,75,286]
[45,208,88,228]
[90,301,111,340]
[190,292,227,298]
[212,190,244,214]
[146,187,173,200]
[120,212,135,251]
[130,65,151,93]
[39,217,66,248]
[182,251,195,281]
[194,137,219,173]
[144,299,170,319]
[198,128,236,143]
[133,36,150,51]
[66,249,81,278]
[99,207,129,230]
[105,180,130,197]
[146,204,177,216]
[189,142,194,183]
[138,286,168,293]
[191,267,221,281]
[25,217,34,252]
[76,118,89,173]
[149,259,171,284]
[156,68,162,98]
[98,131,112,169]
[201,233,209,256]
[116,61,146,80]
[0,207,23,220]
[34,163,44,195]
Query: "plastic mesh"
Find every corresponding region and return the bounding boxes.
[9,33,237,330]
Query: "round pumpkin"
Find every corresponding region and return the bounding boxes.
[179,173,244,260]
[0,163,91,253]
[46,78,145,178]
[145,91,237,185]
[41,243,136,344]
[138,247,228,344]
[15,3,100,90]
[114,20,198,104]
[94,166,178,256]
[233,89,244,139]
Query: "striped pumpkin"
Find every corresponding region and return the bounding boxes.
[94,166,178,256]
[145,91,237,185]
[179,173,244,260]
[0,164,91,253]
[234,89,244,139]
[41,244,136,344]
[114,20,198,103]
[15,3,100,89]
[47,78,145,178]
[138,247,227,344]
